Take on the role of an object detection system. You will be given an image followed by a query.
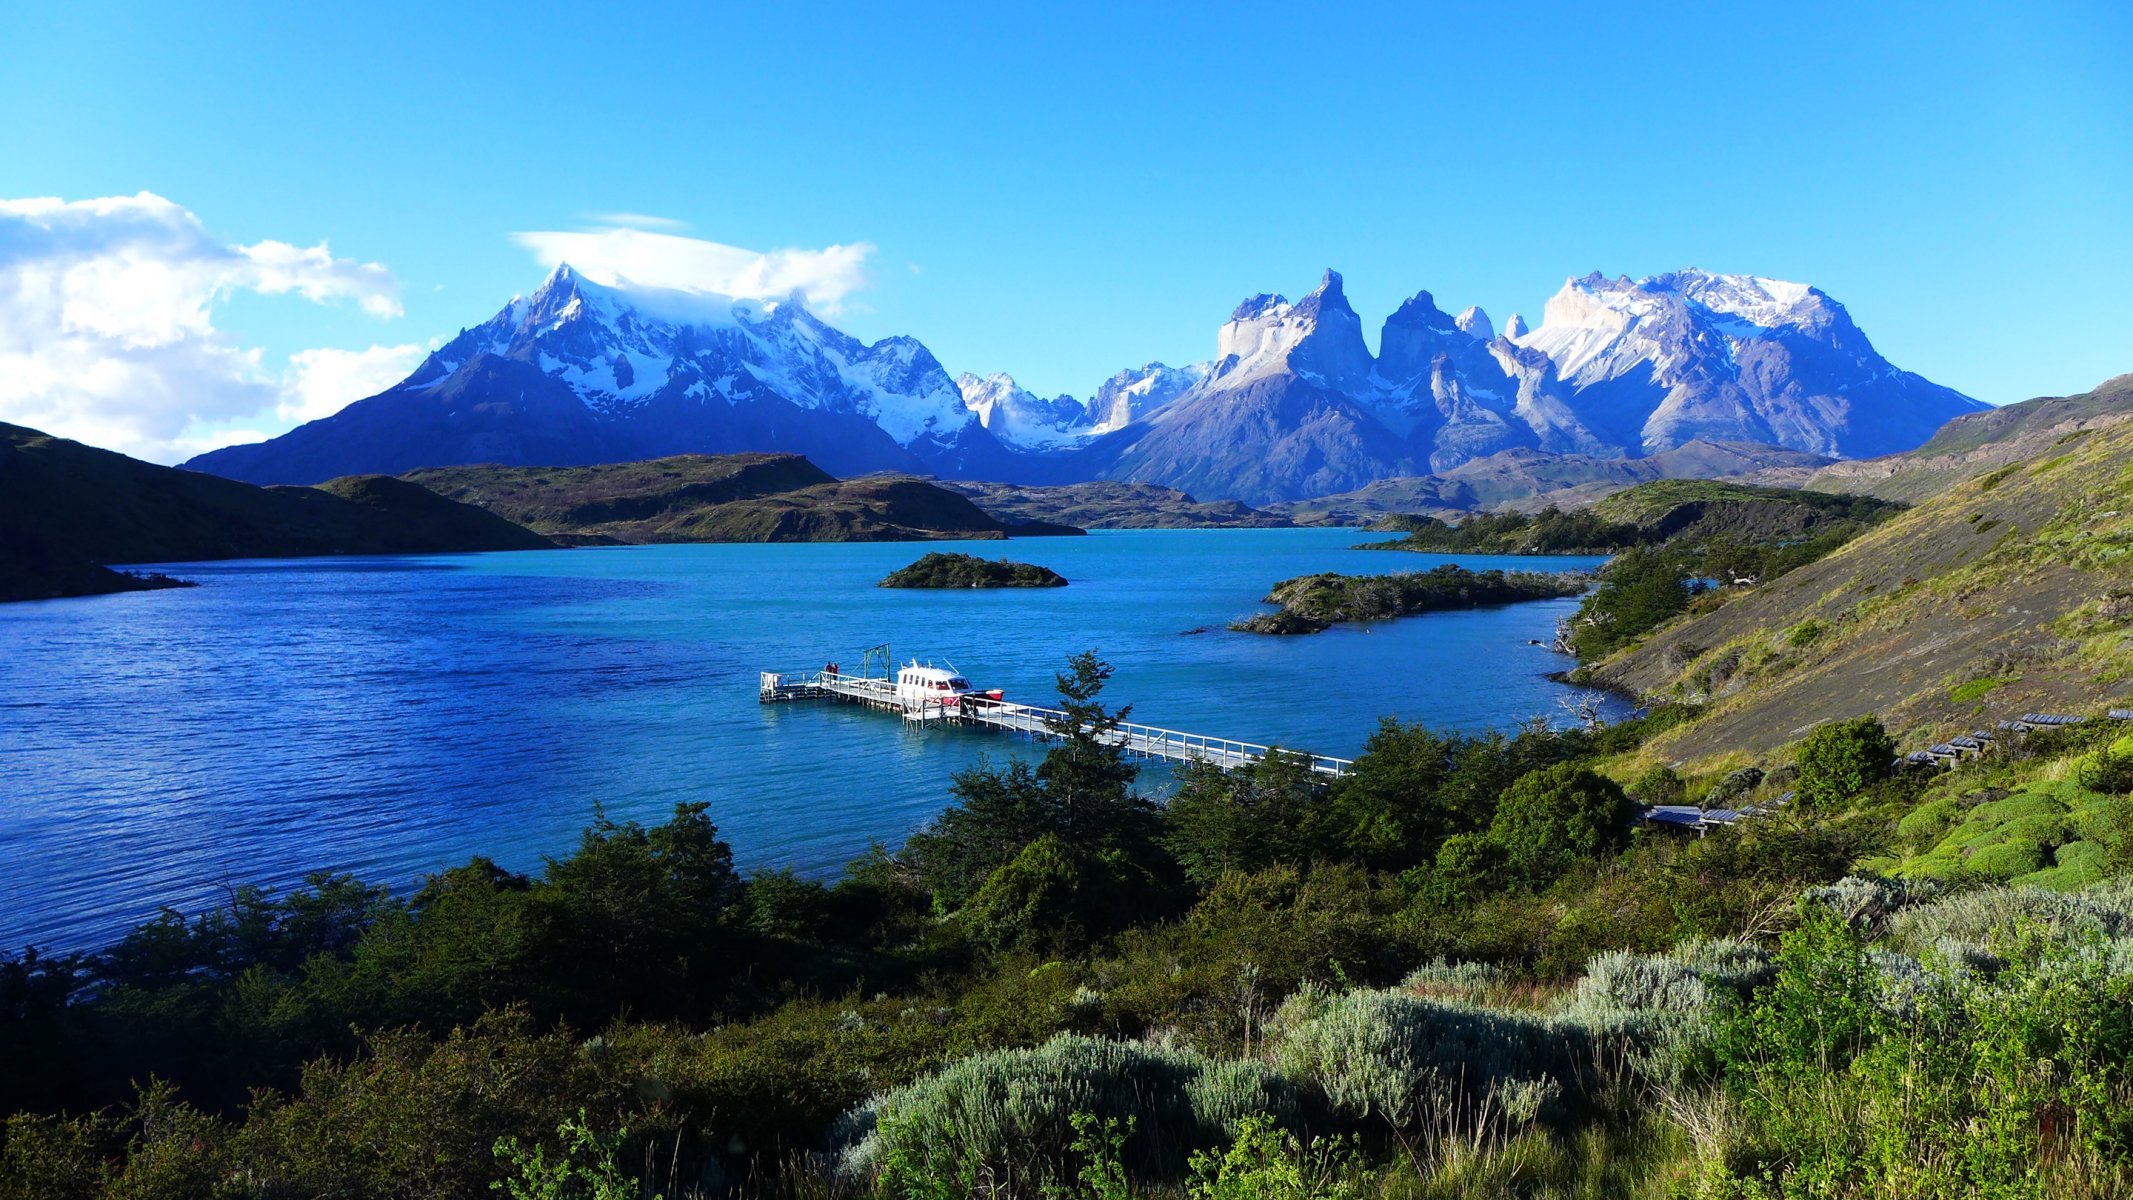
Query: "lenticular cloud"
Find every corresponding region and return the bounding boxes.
[511,224,874,313]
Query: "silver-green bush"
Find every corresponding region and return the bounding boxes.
[835,1033,1294,1189]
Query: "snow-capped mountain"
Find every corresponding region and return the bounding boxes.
[954,372,1090,451]
[1090,268,1985,501]
[1509,270,1979,457]
[187,265,1019,484]
[183,262,1985,505]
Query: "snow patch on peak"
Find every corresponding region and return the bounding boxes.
[1455,306,1494,342]
[1502,312,1529,339]
[955,370,1089,451]
[1658,269,1828,333]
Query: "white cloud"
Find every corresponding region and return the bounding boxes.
[279,344,427,423]
[511,225,874,314]
[0,192,404,462]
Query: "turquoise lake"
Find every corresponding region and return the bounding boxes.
[0,529,1622,950]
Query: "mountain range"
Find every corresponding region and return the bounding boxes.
[186,265,1988,505]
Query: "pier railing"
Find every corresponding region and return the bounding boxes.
[760,669,1353,778]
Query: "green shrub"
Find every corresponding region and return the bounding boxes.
[2076,748,2133,795]
[741,867,830,940]
[1894,797,1958,845]
[1184,1113,1370,1200]
[1488,764,1635,886]
[1629,765,1687,806]
[960,835,1154,952]
[1965,838,2049,880]
[1709,902,2133,1197]
[1794,717,1897,810]
[1162,752,1326,887]
[1885,880,2133,953]
[1701,765,1765,807]
[844,1034,1294,1192]
[1267,984,1568,1134]
[491,1110,645,1200]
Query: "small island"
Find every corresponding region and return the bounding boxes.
[879,552,1067,589]
[1231,564,1587,634]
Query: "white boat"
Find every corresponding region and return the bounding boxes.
[894,660,1001,719]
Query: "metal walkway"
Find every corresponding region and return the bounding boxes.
[759,669,1354,778]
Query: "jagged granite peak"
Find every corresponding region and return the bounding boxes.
[954,372,1091,451]
[1085,362,1208,430]
[1455,306,1494,342]
[1212,268,1372,392]
[1503,312,1529,339]
[1377,289,1473,382]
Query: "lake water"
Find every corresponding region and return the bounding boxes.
[0,530,1621,951]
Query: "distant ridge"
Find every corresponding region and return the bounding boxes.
[402,454,1082,543]
[1805,373,2133,502]
[181,264,1983,505]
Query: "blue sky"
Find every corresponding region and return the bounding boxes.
[3,0,2129,460]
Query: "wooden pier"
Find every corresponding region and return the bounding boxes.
[759,668,1354,778]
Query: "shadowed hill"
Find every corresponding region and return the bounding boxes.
[404,454,1081,543]
[0,423,555,600]
[937,479,1291,529]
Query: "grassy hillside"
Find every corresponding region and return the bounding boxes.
[1807,373,2133,503]
[1589,417,2133,762]
[1368,478,1901,557]
[940,479,1291,528]
[406,454,1080,543]
[0,423,555,600]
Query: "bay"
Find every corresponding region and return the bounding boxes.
[0,529,1622,950]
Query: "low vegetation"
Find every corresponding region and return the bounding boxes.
[1584,417,2133,758]
[13,644,2123,1198]
[939,480,1292,529]
[1364,506,1643,554]
[879,552,1068,588]
[1231,566,1588,635]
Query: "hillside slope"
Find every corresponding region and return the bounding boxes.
[1269,440,1834,525]
[0,423,554,599]
[938,480,1291,529]
[1590,418,2133,760]
[1368,479,1901,557]
[404,455,1080,543]
[1805,374,2133,503]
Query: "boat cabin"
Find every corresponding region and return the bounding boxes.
[896,663,975,707]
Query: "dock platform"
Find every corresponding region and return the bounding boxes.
[759,668,1354,778]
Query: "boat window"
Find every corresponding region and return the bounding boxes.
[949,679,969,689]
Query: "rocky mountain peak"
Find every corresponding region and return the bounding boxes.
[1455,306,1494,342]
[1214,269,1370,389]
[1378,288,1477,383]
